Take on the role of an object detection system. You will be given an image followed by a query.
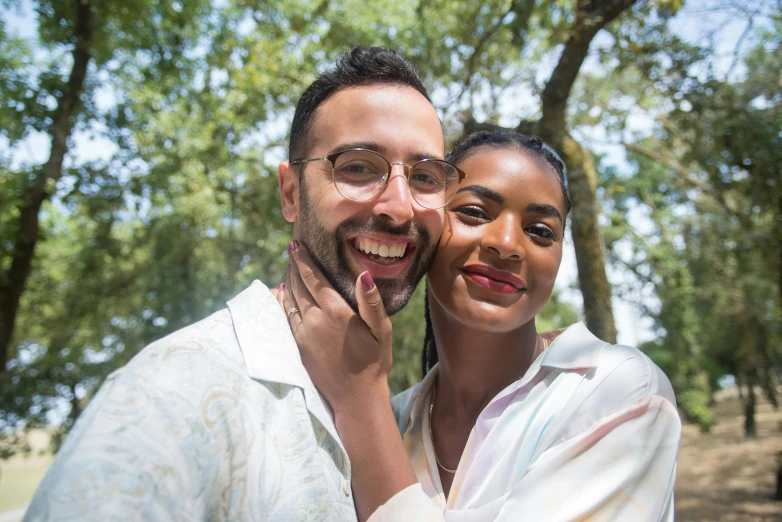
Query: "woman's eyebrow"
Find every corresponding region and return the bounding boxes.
[454,186,563,221]
[527,203,563,222]
[454,185,503,204]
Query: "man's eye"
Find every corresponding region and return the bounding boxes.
[342,164,377,175]
[410,172,441,188]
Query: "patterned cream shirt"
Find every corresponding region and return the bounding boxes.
[24,281,357,522]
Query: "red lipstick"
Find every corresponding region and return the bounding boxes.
[461,264,525,294]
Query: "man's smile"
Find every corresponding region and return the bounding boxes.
[347,234,416,276]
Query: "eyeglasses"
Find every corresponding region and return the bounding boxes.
[290,148,466,210]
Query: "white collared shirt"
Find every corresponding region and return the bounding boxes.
[24,281,357,522]
[370,322,681,522]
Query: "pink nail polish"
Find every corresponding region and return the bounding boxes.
[360,272,375,292]
[287,240,299,255]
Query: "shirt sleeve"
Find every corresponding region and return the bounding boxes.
[367,483,443,522]
[23,364,214,522]
[368,394,680,522]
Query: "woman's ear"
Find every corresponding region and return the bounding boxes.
[278,161,299,223]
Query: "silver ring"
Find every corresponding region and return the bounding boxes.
[287,307,300,319]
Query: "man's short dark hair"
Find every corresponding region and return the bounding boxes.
[288,47,431,161]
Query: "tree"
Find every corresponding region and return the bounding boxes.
[0,0,94,373]
[600,2,780,432]
[5,0,775,456]
[0,0,214,373]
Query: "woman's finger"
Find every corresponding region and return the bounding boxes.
[282,270,306,337]
[289,240,346,311]
[283,242,311,337]
[287,242,317,308]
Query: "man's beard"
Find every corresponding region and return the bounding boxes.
[297,179,437,315]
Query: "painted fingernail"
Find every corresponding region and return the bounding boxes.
[360,272,375,292]
[287,240,299,255]
[277,282,285,292]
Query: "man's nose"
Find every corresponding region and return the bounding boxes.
[372,165,415,224]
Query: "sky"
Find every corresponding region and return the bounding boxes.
[1,0,762,347]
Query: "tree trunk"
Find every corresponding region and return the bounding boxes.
[744,377,757,438]
[523,0,636,343]
[0,0,94,373]
[70,384,83,424]
[775,460,782,500]
[560,135,617,343]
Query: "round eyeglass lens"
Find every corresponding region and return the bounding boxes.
[332,150,389,201]
[410,160,461,209]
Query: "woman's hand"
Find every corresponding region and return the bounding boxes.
[283,240,417,520]
[283,240,394,416]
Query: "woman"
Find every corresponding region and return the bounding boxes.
[283,130,680,521]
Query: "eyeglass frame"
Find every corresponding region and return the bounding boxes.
[289,148,466,210]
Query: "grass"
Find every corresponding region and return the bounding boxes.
[0,431,53,514]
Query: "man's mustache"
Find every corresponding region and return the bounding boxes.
[334,216,428,244]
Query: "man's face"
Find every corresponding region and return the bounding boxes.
[279,85,445,314]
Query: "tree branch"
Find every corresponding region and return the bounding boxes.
[539,0,638,138]
[458,0,536,103]
[726,18,753,79]
[623,141,751,228]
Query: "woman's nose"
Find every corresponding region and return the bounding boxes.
[481,215,525,261]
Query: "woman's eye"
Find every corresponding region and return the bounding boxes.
[454,206,489,221]
[527,225,556,241]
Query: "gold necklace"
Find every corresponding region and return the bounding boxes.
[428,336,549,476]
[429,384,457,474]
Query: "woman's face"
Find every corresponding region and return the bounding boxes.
[428,146,566,333]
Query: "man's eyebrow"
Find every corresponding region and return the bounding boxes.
[455,185,504,204]
[409,151,444,162]
[527,203,563,222]
[328,141,387,156]
[326,142,444,162]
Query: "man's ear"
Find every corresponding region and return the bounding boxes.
[278,161,299,223]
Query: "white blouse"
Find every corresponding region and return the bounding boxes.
[369,322,680,522]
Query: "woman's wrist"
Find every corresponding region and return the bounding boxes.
[333,381,392,429]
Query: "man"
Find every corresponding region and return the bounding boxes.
[24,47,453,522]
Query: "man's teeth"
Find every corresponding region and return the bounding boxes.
[353,238,407,258]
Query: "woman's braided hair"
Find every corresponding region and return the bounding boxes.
[420,130,570,378]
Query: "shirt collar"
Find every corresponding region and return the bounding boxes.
[226,281,344,448]
[227,280,310,389]
[539,321,605,370]
[398,321,606,432]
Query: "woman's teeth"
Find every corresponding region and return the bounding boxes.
[353,238,407,259]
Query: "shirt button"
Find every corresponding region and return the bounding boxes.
[342,478,351,496]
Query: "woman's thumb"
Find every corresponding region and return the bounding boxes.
[355,271,391,341]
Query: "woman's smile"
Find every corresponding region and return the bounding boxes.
[459,264,526,294]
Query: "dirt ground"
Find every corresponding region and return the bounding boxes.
[675,390,782,522]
